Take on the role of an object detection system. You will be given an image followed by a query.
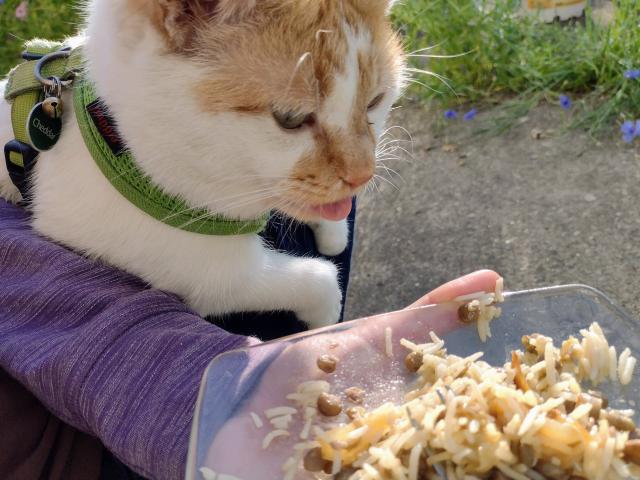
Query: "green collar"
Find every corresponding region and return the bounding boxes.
[4,40,268,236]
[73,79,269,235]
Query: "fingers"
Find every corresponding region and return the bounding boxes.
[407,270,502,309]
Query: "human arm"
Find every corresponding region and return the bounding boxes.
[0,199,256,480]
[0,198,499,479]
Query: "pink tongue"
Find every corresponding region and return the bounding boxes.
[311,197,353,221]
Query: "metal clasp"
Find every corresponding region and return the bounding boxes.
[34,49,74,89]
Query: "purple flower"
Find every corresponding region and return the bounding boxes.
[624,69,640,80]
[463,108,478,121]
[635,120,640,137]
[621,120,636,143]
[444,109,457,120]
[15,0,28,20]
[559,95,572,110]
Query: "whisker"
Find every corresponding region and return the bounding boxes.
[376,164,405,183]
[406,68,458,98]
[374,174,400,191]
[408,50,473,59]
[407,43,445,56]
[406,77,445,95]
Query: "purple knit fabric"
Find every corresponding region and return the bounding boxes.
[0,199,258,480]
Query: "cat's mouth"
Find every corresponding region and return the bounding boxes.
[278,196,353,222]
[307,197,353,221]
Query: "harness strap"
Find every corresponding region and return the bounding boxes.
[4,39,269,235]
[4,40,83,199]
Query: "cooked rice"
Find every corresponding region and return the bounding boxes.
[265,406,297,418]
[199,467,217,480]
[261,429,289,449]
[457,278,505,343]
[385,327,393,358]
[296,322,638,479]
[249,411,263,429]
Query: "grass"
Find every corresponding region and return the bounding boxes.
[0,0,81,75]
[1,0,638,135]
[393,0,640,135]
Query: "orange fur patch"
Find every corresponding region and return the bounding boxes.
[130,0,405,217]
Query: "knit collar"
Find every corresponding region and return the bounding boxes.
[73,78,269,236]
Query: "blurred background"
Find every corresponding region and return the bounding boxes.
[1,0,639,318]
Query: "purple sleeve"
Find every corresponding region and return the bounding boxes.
[0,199,259,480]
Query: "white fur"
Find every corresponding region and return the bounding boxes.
[321,26,366,130]
[0,0,399,328]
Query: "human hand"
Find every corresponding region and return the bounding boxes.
[197,270,501,479]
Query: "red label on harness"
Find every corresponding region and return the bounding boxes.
[86,99,127,156]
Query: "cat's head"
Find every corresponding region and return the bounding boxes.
[87,0,406,222]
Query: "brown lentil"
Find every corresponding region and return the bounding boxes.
[488,469,509,480]
[601,410,636,431]
[346,406,365,420]
[564,399,576,414]
[518,443,536,467]
[344,387,365,404]
[577,392,603,418]
[303,448,327,472]
[458,303,480,323]
[316,354,338,373]
[587,390,608,409]
[624,439,640,465]
[317,392,342,417]
[404,350,424,372]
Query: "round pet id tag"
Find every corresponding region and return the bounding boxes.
[26,102,62,151]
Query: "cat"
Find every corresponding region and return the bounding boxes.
[0,0,405,328]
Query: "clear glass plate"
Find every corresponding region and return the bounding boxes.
[186,285,640,480]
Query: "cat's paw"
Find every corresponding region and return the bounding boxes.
[309,219,349,257]
[0,176,22,204]
[295,259,342,329]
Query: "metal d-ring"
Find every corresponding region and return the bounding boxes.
[34,50,74,89]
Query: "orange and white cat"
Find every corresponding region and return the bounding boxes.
[0,0,405,328]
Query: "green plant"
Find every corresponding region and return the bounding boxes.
[392,0,640,135]
[0,0,81,75]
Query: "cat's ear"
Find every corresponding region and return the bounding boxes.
[134,0,257,50]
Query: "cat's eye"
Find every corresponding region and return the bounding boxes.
[367,93,385,110]
[272,110,315,130]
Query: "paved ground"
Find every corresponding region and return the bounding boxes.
[345,103,640,321]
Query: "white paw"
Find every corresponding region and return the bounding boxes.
[309,219,349,256]
[0,176,22,204]
[295,259,342,329]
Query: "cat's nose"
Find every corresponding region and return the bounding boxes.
[341,173,373,189]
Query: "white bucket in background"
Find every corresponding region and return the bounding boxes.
[522,0,587,22]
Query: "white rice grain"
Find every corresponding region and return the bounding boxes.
[299,417,313,440]
[544,341,556,386]
[621,356,637,385]
[496,462,530,480]
[619,348,632,383]
[262,429,289,449]
[331,450,342,475]
[270,414,293,430]
[495,277,505,302]
[199,467,217,480]
[385,327,393,358]
[608,345,618,381]
[265,406,297,418]
[249,412,263,429]
[569,402,593,421]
